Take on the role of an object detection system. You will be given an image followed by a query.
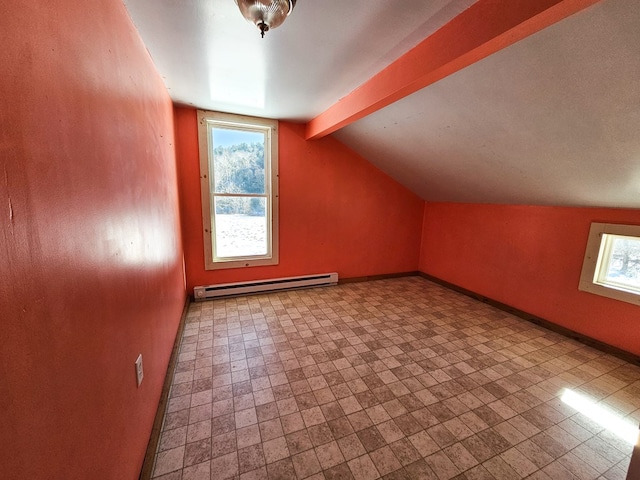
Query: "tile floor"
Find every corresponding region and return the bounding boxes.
[151,277,640,480]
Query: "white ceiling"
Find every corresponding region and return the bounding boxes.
[124,0,640,208]
[123,0,477,121]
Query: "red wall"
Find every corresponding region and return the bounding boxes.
[419,203,640,356]
[175,107,424,291]
[0,1,185,479]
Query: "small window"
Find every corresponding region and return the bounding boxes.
[197,111,278,270]
[579,223,640,306]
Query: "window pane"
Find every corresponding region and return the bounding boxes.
[214,197,267,258]
[603,235,640,291]
[212,127,265,194]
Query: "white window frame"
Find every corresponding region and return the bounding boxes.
[579,222,640,306]
[197,110,279,270]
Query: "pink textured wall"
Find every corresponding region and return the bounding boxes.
[175,107,424,291]
[419,203,640,356]
[0,1,185,478]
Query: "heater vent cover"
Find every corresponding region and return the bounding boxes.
[194,272,338,300]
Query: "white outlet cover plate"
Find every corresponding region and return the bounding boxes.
[135,354,144,387]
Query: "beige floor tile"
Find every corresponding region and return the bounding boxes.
[315,441,344,470]
[263,436,290,464]
[348,454,380,480]
[292,449,322,478]
[425,450,459,480]
[153,445,185,477]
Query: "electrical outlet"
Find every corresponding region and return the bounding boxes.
[135,354,144,387]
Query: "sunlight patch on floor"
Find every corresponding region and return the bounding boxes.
[561,388,639,446]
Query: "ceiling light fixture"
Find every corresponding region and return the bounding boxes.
[235,0,296,38]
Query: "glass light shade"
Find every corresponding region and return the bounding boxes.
[235,0,296,37]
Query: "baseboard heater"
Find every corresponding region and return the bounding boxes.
[193,272,339,301]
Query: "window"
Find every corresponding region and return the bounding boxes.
[579,222,640,306]
[197,110,278,270]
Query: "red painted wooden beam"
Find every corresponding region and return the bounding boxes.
[305,0,602,140]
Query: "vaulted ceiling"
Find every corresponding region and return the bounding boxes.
[123,0,640,208]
